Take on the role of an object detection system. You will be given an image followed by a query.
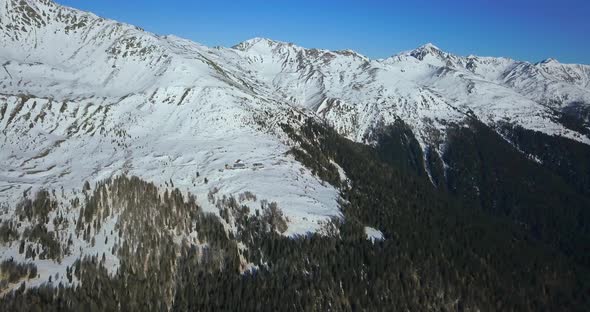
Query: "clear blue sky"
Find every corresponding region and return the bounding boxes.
[55,0,589,64]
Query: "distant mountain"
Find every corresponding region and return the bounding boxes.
[1,0,589,310]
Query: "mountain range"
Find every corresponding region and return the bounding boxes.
[1,0,589,310]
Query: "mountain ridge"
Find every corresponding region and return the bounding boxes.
[1,0,589,221]
[1,1,590,308]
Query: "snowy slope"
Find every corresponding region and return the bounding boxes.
[0,0,343,291]
[227,39,590,148]
[0,0,342,237]
[2,0,589,233]
[1,0,590,293]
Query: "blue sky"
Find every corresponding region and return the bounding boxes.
[55,0,589,64]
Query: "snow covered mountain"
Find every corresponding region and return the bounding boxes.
[0,0,342,234]
[228,37,590,146]
[0,0,343,290]
[1,0,590,301]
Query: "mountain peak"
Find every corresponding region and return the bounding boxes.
[409,43,445,61]
[419,42,441,51]
[539,57,559,65]
[232,37,293,51]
